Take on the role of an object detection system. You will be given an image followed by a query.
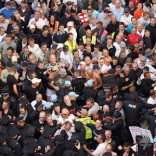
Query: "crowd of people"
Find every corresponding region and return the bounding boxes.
[0,0,156,155]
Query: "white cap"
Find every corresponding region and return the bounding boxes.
[80,61,86,65]
[11,56,18,62]
[31,78,41,84]
[30,24,35,29]
[67,21,73,27]
[57,43,64,50]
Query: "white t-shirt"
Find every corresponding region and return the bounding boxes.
[57,114,76,125]
[28,44,41,60]
[93,142,106,156]
[27,18,46,29]
[31,100,47,110]
[101,64,112,73]
[120,14,133,26]
[60,51,73,64]
[88,102,99,115]
[147,97,156,105]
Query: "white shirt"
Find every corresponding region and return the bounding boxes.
[88,102,99,115]
[120,14,133,26]
[93,142,107,156]
[137,29,145,37]
[27,18,46,29]
[60,51,73,64]
[113,42,122,57]
[147,96,156,105]
[64,27,77,40]
[28,44,41,60]
[31,100,47,110]
[57,114,76,125]
[0,33,6,43]
[101,64,112,73]
[140,73,156,81]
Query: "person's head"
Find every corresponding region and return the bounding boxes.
[107,39,113,47]
[111,16,117,24]
[64,121,72,132]
[53,103,60,114]
[105,130,112,140]
[112,56,118,65]
[95,119,103,129]
[144,29,150,38]
[144,72,151,79]
[28,53,36,64]
[68,33,74,41]
[85,45,91,53]
[132,63,138,71]
[27,70,36,80]
[73,49,79,58]
[61,108,69,119]
[42,26,49,37]
[96,21,103,29]
[115,35,122,43]
[84,56,91,65]
[39,111,46,122]
[59,24,64,32]
[86,37,92,46]
[46,114,53,125]
[16,117,25,128]
[104,58,110,66]
[64,95,71,105]
[124,66,130,75]
[37,61,45,70]
[96,134,105,143]
[153,3,156,12]
[129,1,134,9]
[106,144,113,152]
[0,14,5,23]
[86,29,92,37]
[34,10,40,20]
[119,22,125,31]
[6,1,13,10]
[131,17,137,25]
[137,3,142,10]
[86,97,94,108]
[49,53,56,64]
[143,11,150,20]
[105,93,113,102]
[19,105,27,115]
[2,100,10,110]
[40,43,47,52]
[28,37,35,46]
[87,8,93,17]
[102,49,109,57]
[115,0,121,8]
[131,27,137,35]
[36,94,43,102]
[123,142,131,153]
[7,46,14,56]
[115,101,123,111]
[5,35,12,44]
[150,18,156,26]
[137,23,143,31]
[21,0,27,9]
[39,9,44,17]
[65,10,71,18]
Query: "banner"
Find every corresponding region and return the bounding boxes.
[129,126,153,143]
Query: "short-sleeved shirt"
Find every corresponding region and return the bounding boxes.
[88,102,99,115]
[7,74,18,98]
[93,143,106,156]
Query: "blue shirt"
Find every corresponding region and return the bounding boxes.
[0,7,15,19]
[111,7,124,22]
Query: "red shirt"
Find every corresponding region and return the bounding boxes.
[127,34,142,45]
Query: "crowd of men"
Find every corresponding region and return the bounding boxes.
[0,0,156,155]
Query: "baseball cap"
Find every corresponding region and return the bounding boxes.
[126,57,132,62]
[63,45,69,51]
[44,102,53,109]
[34,101,43,109]
[11,56,18,62]
[65,80,71,87]
[86,79,94,87]
[56,43,63,50]
[120,42,126,48]
[50,94,57,102]
[67,21,73,27]
[93,64,100,70]
[145,48,153,57]
[124,7,130,13]
[31,78,41,84]
[66,1,72,5]
[6,1,12,6]
[68,91,79,97]
[65,10,71,14]
[59,68,67,75]
[140,56,146,61]
[30,24,35,29]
